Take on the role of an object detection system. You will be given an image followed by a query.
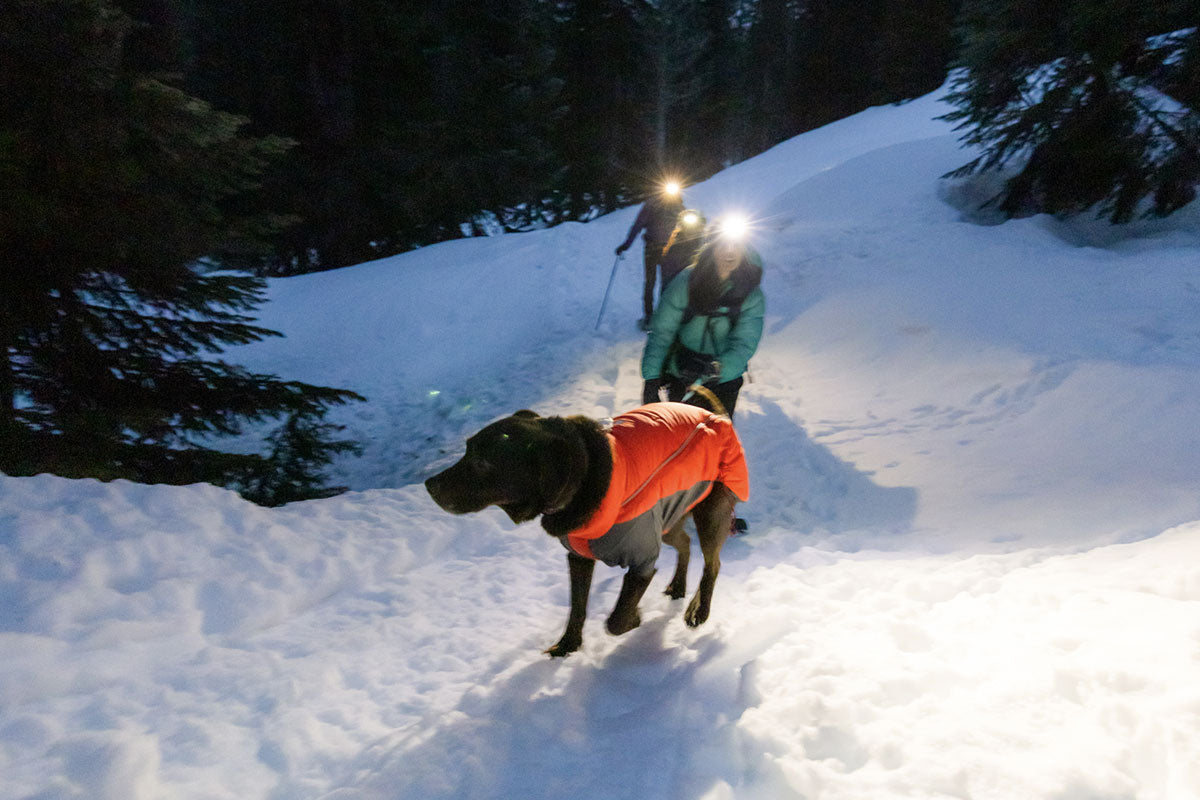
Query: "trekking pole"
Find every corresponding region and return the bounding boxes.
[594,253,623,330]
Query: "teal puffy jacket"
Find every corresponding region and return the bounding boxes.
[641,250,765,384]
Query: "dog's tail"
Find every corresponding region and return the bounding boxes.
[682,383,729,418]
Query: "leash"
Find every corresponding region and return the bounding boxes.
[679,383,741,534]
[681,382,729,418]
[594,253,623,330]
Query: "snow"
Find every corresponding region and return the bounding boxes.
[4,84,1200,799]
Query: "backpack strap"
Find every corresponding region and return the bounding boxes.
[681,301,741,330]
[682,247,761,329]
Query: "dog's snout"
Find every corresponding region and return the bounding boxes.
[425,461,482,514]
[424,470,451,508]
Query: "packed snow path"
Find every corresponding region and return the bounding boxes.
[4,87,1200,800]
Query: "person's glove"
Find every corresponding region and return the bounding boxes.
[642,378,663,405]
[684,361,722,387]
[615,243,629,256]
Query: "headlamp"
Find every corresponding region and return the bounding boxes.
[681,211,700,227]
[717,213,749,242]
[662,180,681,197]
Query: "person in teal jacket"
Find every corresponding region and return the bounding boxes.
[640,236,765,419]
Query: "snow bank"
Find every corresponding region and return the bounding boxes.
[5,82,1200,799]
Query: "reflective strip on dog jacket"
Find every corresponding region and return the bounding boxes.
[559,402,749,577]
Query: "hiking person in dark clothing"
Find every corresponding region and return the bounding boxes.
[658,208,707,295]
[615,182,685,330]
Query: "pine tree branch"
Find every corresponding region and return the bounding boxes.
[1130,94,1200,166]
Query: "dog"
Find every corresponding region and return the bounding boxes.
[424,402,749,657]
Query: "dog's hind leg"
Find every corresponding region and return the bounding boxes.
[662,520,690,599]
[546,553,595,657]
[606,568,656,636]
[684,484,735,628]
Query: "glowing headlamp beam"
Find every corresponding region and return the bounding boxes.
[662,180,681,197]
[717,214,749,242]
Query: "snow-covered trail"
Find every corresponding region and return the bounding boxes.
[4,85,1200,800]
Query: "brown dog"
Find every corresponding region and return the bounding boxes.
[424,402,749,657]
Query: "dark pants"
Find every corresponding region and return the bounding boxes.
[642,241,665,320]
[664,375,745,419]
[660,263,685,295]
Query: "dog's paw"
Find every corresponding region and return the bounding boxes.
[684,595,710,627]
[605,610,642,636]
[545,636,581,658]
[664,581,686,600]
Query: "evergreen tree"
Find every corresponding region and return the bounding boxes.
[686,0,753,170]
[645,0,711,170]
[185,0,392,272]
[240,413,361,506]
[400,0,562,235]
[943,0,1200,222]
[745,0,795,151]
[551,0,654,217]
[0,0,364,501]
[789,0,884,132]
[184,0,562,271]
[1158,26,1200,109]
[871,0,960,103]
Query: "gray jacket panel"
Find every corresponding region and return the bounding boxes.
[576,481,713,577]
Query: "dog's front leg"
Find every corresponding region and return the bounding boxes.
[606,568,656,636]
[546,553,595,657]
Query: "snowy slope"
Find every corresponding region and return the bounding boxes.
[3,86,1200,800]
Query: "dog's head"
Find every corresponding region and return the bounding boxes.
[424,410,589,526]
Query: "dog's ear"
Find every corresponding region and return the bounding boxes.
[513,409,540,419]
[539,435,586,515]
